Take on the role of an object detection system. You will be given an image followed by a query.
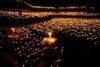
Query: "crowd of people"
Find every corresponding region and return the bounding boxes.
[0,25,64,67]
[0,10,100,22]
[0,17,100,66]
[0,10,51,26]
[0,10,100,27]
[29,17,100,44]
[0,11,50,19]
[0,5,100,66]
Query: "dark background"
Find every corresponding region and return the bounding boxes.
[0,0,99,6]
[24,0,96,6]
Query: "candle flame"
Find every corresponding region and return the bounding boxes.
[11,28,15,32]
[48,32,52,38]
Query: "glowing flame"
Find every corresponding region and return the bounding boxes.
[41,30,57,45]
[7,33,19,38]
[11,28,15,32]
[42,37,57,45]
[48,32,52,38]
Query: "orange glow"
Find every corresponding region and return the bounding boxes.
[7,33,19,38]
[48,32,52,38]
[42,37,57,45]
[11,28,15,32]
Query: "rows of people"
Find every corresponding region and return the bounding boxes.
[29,17,100,45]
[0,11,49,19]
[0,13,100,66]
[3,25,64,67]
[0,10,100,19]
[5,17,99,66]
